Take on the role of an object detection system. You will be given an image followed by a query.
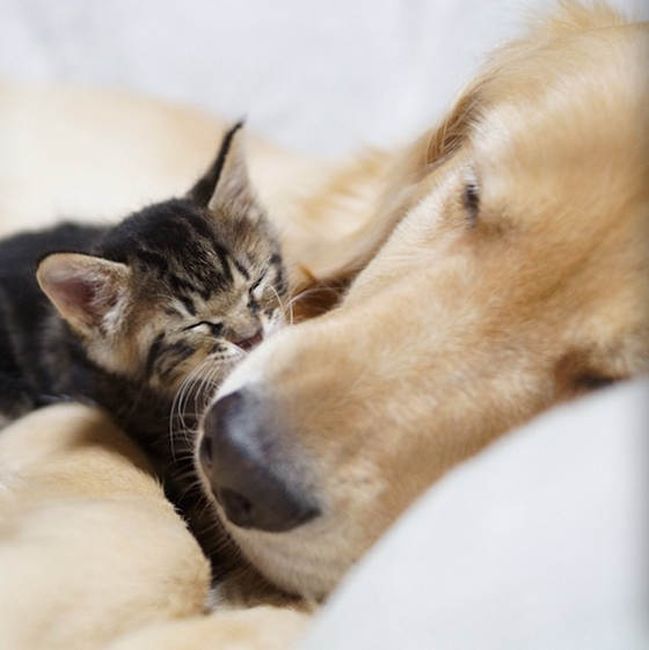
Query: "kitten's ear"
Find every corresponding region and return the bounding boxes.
[188,121,256,216]
[37,253,131,336]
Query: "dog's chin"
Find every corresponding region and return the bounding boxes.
[226,527,342,600]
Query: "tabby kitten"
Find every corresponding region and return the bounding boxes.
[0,123,287,574]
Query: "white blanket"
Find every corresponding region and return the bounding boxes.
[303,380,648,649]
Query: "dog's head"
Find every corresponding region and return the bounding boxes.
[196,6,649,598]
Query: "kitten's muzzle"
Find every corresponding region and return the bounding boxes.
[199,389,319,532]
[232,329,263,351]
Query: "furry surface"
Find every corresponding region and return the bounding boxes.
[0,404,211,649]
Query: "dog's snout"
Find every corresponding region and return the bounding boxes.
[199,390,318,533]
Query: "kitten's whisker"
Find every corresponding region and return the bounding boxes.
[270,285,293,326]
[169,355,217,459]
[170,352,231,460]
[191,364,222,426]
[287,284,341,311]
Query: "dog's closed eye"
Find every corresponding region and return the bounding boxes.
[573,372,618,392]
[555,351,623,395]
[463,176,480,228]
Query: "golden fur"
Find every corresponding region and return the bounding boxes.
[200,2,649,599]
[0,404,211,648]
[0,2,647,647]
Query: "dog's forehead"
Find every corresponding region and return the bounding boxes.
[356,30,649,307]
[472,25,647,140]
[469,35,648,223]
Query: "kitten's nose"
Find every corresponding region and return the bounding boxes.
[233,329,263,351]
[198,390,318,532]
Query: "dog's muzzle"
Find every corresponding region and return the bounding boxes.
[198,389,319,533]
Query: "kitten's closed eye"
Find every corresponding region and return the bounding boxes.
[249,273,267,298]
[182,321,223,336]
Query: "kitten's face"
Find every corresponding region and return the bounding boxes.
[122,209,287,394]
[140,264,282,393]
[38,123,287,397]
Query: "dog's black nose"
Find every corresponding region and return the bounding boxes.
[199,390,318,532]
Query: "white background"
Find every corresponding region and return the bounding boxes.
[1,0,645,156]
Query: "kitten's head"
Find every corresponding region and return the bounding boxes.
[37,123,287,396]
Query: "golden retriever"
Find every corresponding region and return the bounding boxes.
[194,1,649,603]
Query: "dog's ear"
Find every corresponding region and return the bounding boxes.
[423,79,484,168]
[37,253,131,337]
[188,121,256,217]
[309,84,484,290]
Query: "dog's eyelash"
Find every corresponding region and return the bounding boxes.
[574,373,618,392]
[463,181,480,227]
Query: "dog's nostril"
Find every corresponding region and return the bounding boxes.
[199,389,319,532]
[199,435,213,468]
[218,488,255,526]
